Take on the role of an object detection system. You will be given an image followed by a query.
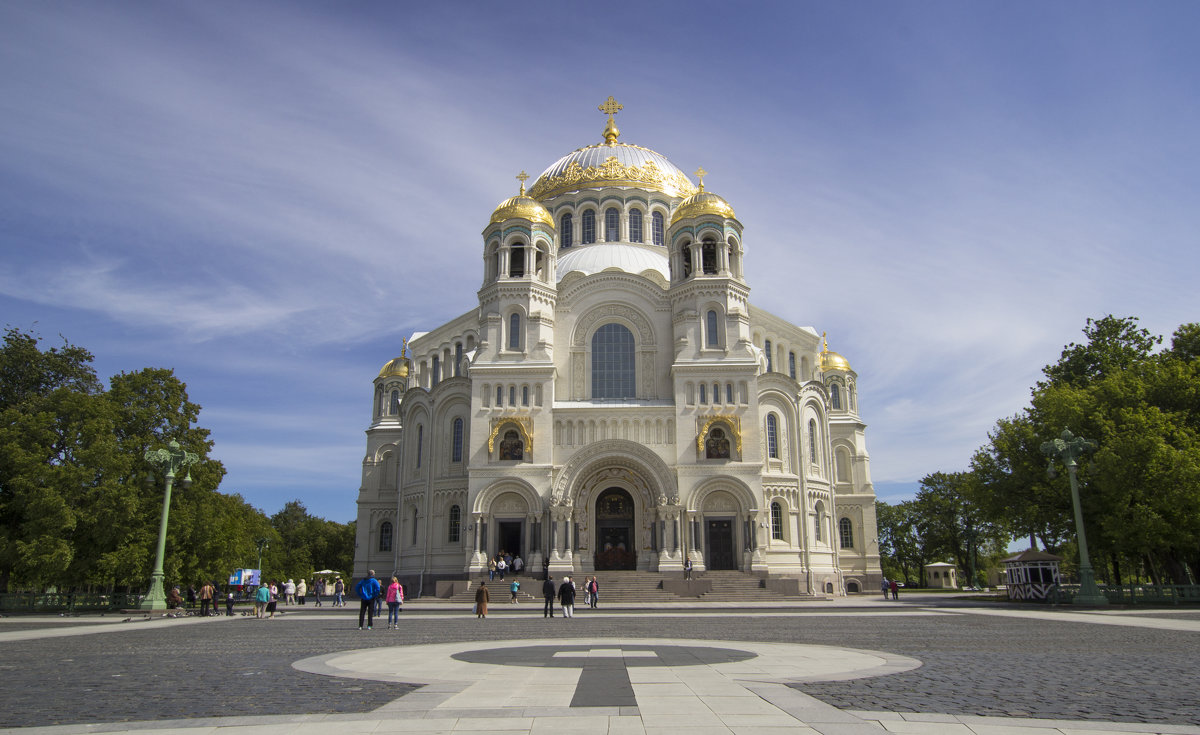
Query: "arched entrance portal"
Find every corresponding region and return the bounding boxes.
[594,488,637,570]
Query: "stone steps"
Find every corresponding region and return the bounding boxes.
[439,570,817,603]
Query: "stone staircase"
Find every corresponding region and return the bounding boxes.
[436,570,819,604]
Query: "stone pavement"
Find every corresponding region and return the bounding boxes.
[0,595,1198,734]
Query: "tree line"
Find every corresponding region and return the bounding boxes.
[0,328,353,593]
[878,316,1200,587]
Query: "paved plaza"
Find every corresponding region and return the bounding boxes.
[1,594,1199,735]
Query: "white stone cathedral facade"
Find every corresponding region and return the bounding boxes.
[354,102,881,596]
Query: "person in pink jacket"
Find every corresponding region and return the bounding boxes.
[385,576,404,629]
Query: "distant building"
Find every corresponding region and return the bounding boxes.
[354,100,881,596]
[924,562,958,589]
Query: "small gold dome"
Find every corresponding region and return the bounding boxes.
[819,334,852,372]
[671,171,736,224]
[489,194,554,228]
[378,356,410,379]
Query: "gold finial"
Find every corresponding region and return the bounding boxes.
[821,332,828,352]
[598,95,623,144]
[516,170,529,195]
[694,167,707,192]
[401,337,408,358]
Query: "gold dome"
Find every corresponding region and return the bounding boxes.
[489,193,554,228]
[378,356,410,379]
[819,333,852,373]
[671,168,736,224]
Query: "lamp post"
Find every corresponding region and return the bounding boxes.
[140,440,198,610]
[1041,429,1107,606]
[255,537,270,581]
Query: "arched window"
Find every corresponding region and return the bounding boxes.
[390,390,400,414]
[508,313,521,350]
[431,356,440,387]
[681,242,693,278]
[509,244,525,277]
[416,425,423,468]
[522,385,529,406]
[699,383,707,404]
[652,211,664,246]
[766,414,779,459]
[378,521,392,552]
[581,210,596,244]
[808,418,817,463]
[840,517,854,548]
[788,352,797,380]
[701,239,718,274]
[605,207,620,241]
[764,340,773,372]
[560,213,573,248]
[771,502,784,540]
[706,310,720,347]
[454,343,463,377]
[814,501,825,542]
[725,383,733,404]
[591,323,636,399]
[452,418,464,463]
[448,505,461,543]
[831,384,841,410]
[495,384,503,405]
[629,209,643,242]
[411,506,418,545]
[836,447,852,483]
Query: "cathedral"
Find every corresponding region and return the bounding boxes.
[353,99,881,596]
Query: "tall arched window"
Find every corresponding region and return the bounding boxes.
[379,521,392,552]
[390,390,400,414]
[629,209,643,242]
[508,313,521,350]
[770,502,783,540]
[509,245,525,277]
[582,210,596,244]
[411,506,419,545]
[560,213,573,248]
[431,356,440,387]
[699,383,707,404]
[839,517,854,548]
[681,242,693,278]
[701,240,717,274]
[788,352,797,380]
[808,418,817,463]
[814,502,825,542]
[706,310,719,347]
[831,384,841,410]
[591,323,636,399]
[764,340,773,372]
[766,414,779,459]
[416,425,423,468]
[452,418,464,462]
[448,505,461,543]
[522,386,529,406]
[652,211,664,245]
[454,343,463,377]
[605,207,620,241]
[496,384,503,406]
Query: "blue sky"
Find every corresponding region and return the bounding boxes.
[2,2,1198,523]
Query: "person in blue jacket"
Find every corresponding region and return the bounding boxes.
[356,570,381,630]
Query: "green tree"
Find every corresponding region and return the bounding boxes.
[876,500,927,585]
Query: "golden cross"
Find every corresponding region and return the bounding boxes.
[516,170,530,195]
[599,96,623,143]
[694,167,707,191]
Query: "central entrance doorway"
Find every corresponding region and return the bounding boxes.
[497,521,523,560]
[705,518,736,570]
[594,487,636,570]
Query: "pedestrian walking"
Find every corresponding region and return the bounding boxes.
[296,578,307,605]
[386,576,403,629]
[334,577,345,607]
[283,579,296,605]
[542,575,556,617]
[254,583,270,618]
[198,581,215,617]
[356,570,381,629]
[475,582,489,618]
[558,576,576,618]
[313,578,324,607]
[487,557,497,581]
[684,558,693,581]
[510,579,521,603]
[513,554,523,575]
[497,556,507,580]
[889,579,900,600]
[586,576,599,608]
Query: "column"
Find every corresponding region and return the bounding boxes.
[473,513,482,553]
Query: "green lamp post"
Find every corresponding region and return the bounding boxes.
[140,440,199,610]
[1041,429,1108,606]
[255,537,270,580]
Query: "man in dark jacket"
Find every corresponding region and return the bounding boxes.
[356,570,381,630]
[542,575,556,618]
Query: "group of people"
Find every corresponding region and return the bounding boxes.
[486,551,524,581]
[535,575,599,618]
[354,570,404,629]
[881,577,901,600]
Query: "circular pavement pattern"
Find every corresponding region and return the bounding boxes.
[294,637,921,715]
